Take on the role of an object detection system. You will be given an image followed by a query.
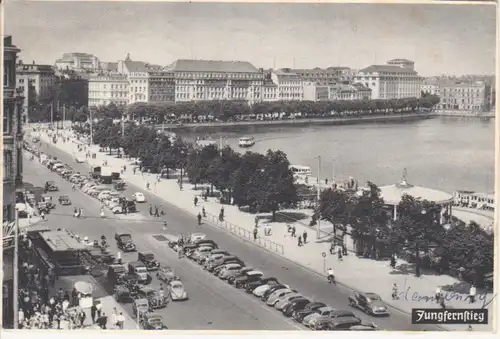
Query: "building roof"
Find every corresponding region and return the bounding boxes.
[102,62,118,72]
[124,61,149,73]
[358,65,417,74]
[379,180,453,205]
[39,230,88,252]
[171,59,259,73]
[387,58,414,64]
[17,64,55,73]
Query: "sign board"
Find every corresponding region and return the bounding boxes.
[321,252,326,258]
[3,237,14,250]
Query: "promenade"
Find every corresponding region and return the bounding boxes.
[158,112,433,131]
[36,127,495,331]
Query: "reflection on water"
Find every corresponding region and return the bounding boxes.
[180,117,495,193]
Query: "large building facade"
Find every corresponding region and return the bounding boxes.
[171,59,264,104]
[88,74,129,107]
[3,36,24,327]
[271,69,304,101]
[436,81,490,111]
[16,61,56,103]
[55,52,100,72]
[354,59,422,99]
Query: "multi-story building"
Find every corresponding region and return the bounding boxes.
[16,61,57,105]
[148,68,175,103]
[292,68,343,85]
[261,80,278,102]
[3,36,25,327]
[170,59,264,104]
[354,59,422,99]
[303,82,371,101]
[436,80,490,111]
[55,52,100,72]
[420,79,439,96]
[271,69,304,101]
[88,74,129,107]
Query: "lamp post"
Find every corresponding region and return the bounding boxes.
[316,156,321,239]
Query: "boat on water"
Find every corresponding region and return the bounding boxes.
[196,137,217,148]
[238,136,256,148]
[289,165,312,178]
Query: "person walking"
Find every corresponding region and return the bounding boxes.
[96,301,102,317]
[194,196,198,207]
[303,230,308,244]
[469,284,477,304]
[297,235,303,247]
[202,207,206,217]
[337,248,343,261]
[392,283,399,300]
[291,225,296,237]
[253,227,258,241]
[90,304,97,324]
[116,313,125,329]
[197,212,202,225]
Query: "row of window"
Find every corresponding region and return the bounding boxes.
[176,72,262,79]
[3,150,13,181]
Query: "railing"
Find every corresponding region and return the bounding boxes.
[204,212,285,256]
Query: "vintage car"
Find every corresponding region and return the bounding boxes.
[41,196,56,209]
[309,310,360,329]
[302,306,337,327]
[245,277,279,294]
[313,317,362,331]
[132,298,150,317]
[37,202,50,214]
[208,256,244,272]
[115,233,136,252]
[138,252,160,271]
[113,284,132,303]
[114,181,126,191]
[156,266,177,283]
[45,181,59,192]
[261,284,291,301]
[141,313,168,330]
[107,264,127,285]
[169,280,188,301]
[58,195,72,205]
[191,246,213,263]
[275,293,304,310]
[292,302,326,322]
[190,233,206,242]
[233,271,263,288]
[132,192,146,203]
[348,292,390,316]
[253,282,287,298]
[137,287,168,310]
[193,239,218,249]
[282,297,312,317]
[218,263,244,280]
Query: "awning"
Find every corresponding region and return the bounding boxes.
[23,223,51,233]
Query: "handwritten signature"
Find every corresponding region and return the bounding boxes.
[396,286,489,308]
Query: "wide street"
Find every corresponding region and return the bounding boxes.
[29,141,444,331]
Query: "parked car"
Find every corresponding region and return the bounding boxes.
[245,277,279,294]
[313,317,362,331]
[41,196,56,209]
[193,239,218,249]
[58,195,72,205]
[309,310,360,329]
[169,280,188,301]
[253,282,285,298]
[348,292,390,316]
[191,246,213,263]
[138,252,160,271]
[133,192,146,203]
[137,287,168,310]
[156,266,177,283]
[132,298,150,317]
[141,313,168,330]
[266,289,295,307]
[113,284,132,303]
[302,306,337,327]
[226,267,254,282]
[261,284,291,301]
[218,264,244,280]
[282,298,311,317]
[275,293,304,310]
[45,181,58,192]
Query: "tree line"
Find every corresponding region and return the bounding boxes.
[73,115,492,287]
[32,94,440,123]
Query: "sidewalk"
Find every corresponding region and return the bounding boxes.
[39,128,495,331]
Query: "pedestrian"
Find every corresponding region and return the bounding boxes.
[97,312,107,329]
[254,216,259,227]
[337,248,343,261]
[469,284,476,304]
[79,309,86,328]
[116,312,125,329]
[342,244,348,256]
[253,227,258,241]
[90,304,97,323]
[202,207,206,218]
[117,251,122,264]
[392,283,399,300]
[79,208,83,218]
[435,286,442,303]
[100,207,105,218]
[194,196,198,206]
[297,235,303,247]
[291,225,296,237]
[154,206,159,218]
[390,254,396,269]
[303,230,308,244]
[96,301,102,317]
[41,211,45,221]
[149,205,153,215]
[71,287,78,306]
[111,307,118,328]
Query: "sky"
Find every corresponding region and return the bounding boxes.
[3,1,497,76]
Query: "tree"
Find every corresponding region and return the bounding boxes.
[317,187,351,237]
[349,182,390,257]
[439,221,494,286]
[206,146,241,201]
[246,150,298,220]
[231,152,266,207]
[391,194,446,277]
[186,145,219,188]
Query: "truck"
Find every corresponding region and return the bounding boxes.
[100,169,113,184]
[115,233,136,252]
[128,261,150,284]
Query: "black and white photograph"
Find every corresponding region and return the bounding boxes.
[1,0,497,333]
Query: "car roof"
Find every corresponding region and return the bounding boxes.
[140,287,155,292]
[331,310,356,317]
[319,306,336,311]
[364,292,381,299]
[135,298,149,304]
[246,271,263,275]
[330,317,361,325]
[225,263,241,268]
